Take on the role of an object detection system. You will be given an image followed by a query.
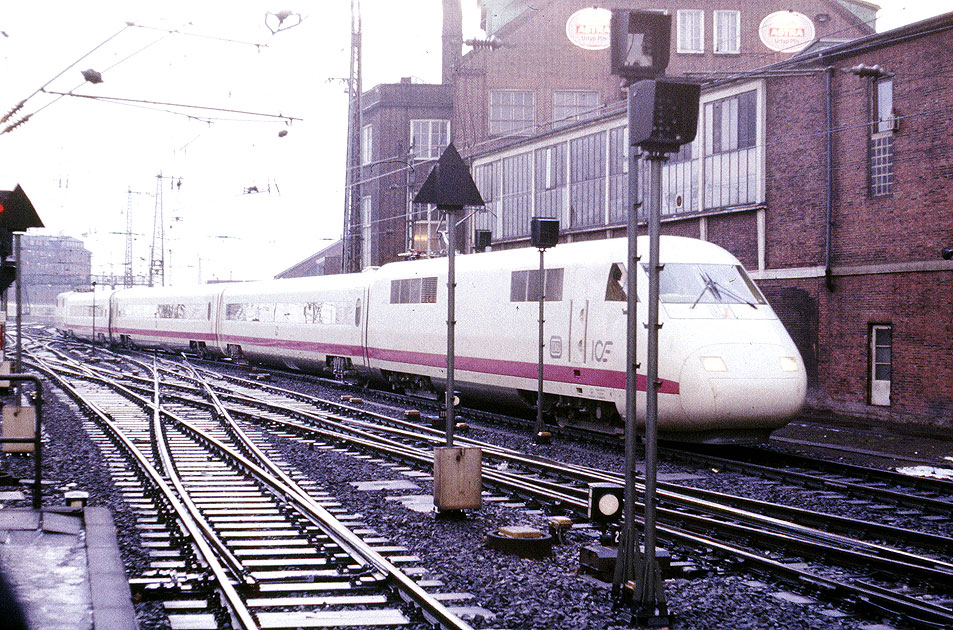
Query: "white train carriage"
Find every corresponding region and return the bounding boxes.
[365,236,805,441]
[109,286,221,356]
[57,289,114,344]
[54,235,806,441]
[216,275,368,374]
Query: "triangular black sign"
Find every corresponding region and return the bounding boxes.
[413,143,484,208]
[0,185,44,232]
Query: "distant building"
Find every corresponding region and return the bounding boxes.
[11,234,90,316]
[275,240,344,279]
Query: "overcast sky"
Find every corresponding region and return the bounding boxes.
[0,1,950,285]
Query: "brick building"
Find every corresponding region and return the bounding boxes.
[451,0,876,155]
[356,80,454,268]
[465,13,953,430]
[339,0,875,268]
[12,234,91,318]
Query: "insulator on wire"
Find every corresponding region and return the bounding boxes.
[0,100,25,124]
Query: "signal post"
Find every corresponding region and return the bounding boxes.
[610,10,700,627]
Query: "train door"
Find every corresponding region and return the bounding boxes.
[358,285,370,370]
[567,298,589,367]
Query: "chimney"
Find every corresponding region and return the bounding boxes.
[442,0,462,84]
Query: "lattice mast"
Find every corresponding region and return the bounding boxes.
[148,173,165,287]
[341,0,363,273]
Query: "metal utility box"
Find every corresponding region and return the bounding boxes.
[433,446,482,510]
[0,361,10,389]
[2,405,35,453]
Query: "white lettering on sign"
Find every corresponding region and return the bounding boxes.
[566,7,612,51]
[759,10,815,52]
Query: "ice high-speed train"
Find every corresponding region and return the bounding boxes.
[56,236,806,442]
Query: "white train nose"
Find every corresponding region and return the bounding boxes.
[675,343,806,432]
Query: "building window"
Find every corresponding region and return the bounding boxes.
[534,144,566,219]
[570,131,606,228]
[473,162,498,236]
[608,127,627,223]
[501,152,532,239]
[869,324,892,406]
[870,77,894,197]
[361,195,372,269]
[510,268,564,302]
[489,90,535,136]
[553,90,601,127]
[361,124,373,165]
[704,89,759,208]
[677,10,704,53]
[411,119,450,160]
[714,10,740,54]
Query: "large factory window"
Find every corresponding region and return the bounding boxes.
[713,10,740,54]
[608,127,627,224]
[677,10,704,53]
[390,277,438,304]
[534,144,566,220]
[703,89,759,209]
[553,91,600,128]
[489,90,535,136]
[411,119,450,160]
[501,152,532,239]
[570,131,606,228]
[510,268,564,302]
[473,162,499,236]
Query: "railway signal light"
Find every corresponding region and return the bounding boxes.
[610,10,671,82]
[588,483,624,523]
[530,218,559,250]
[628,78,700,155]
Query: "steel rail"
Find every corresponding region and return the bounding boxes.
[27,353,261,630]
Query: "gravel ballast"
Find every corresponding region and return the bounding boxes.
[0,369,923,630]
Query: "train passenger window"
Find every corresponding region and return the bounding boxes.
[605,263,627,301]
[390,277,439,304]
[510,268,564,302]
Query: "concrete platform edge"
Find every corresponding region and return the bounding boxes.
[84,507,139,630]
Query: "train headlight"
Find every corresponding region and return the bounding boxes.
[700,356,727,372]
[588,483,624,523]
[779,357,800,373]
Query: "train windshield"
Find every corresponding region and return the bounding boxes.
[646,263,767,307]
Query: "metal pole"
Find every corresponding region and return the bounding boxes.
[91,281,97,347]
[534,247,546,439]
[445,207,457,447]
[14,234,21,376]
[616,83,642,597]
[638,153,667,620]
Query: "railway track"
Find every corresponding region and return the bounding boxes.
[28,335,953,627]
[27,341,474,630]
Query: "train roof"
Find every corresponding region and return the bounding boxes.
[373,236,743,278]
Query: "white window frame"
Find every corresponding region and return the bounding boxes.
[713,10,740,54]
[361,195,372,269]
[410,119,450,160]
[553,90,601,126]
[361,124,373,165]
[489,90,536,137]
[677,10,704,54]
[870,324,892,406]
